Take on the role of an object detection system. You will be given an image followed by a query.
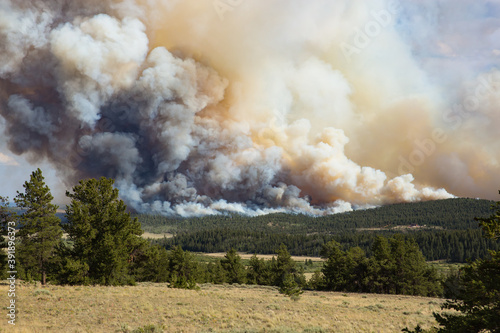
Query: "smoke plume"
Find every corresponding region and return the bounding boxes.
[2,0,498,216]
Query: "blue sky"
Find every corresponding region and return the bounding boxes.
[397,1,500,83]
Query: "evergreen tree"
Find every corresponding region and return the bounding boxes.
[129,244,170,283]
[247,254,273,285]
[279,273,303,301]
[167,245,198,289]
[62,177,146,285]
[366,236,395,294]
[274,244,305,293]
[433,191,500,332]
[346,246,369,292]
[207,260,227,284]
[321,240,354,291]
[274,243,295,286]
[475,192,500,240]
[366,236,441,296]
[220,248,246,284]
[307,270,325,290]
[14,169,62,285]
[321,241,369,292]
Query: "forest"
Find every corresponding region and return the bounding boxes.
[138,198,499,262]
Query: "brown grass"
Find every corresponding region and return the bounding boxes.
[203,253,324,262]
[141,232,174,239]
[0,281,446,333]
[61,232,174,240]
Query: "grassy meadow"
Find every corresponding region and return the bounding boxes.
[0,281,447,333]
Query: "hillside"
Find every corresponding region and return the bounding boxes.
[137,198,500,262]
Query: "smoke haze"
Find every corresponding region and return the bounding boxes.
[1,0,499,216]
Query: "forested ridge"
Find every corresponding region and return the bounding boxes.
[137,198,499,262]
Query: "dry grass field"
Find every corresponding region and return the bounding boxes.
[141,232,174,240]
[0,281,446,333]
[202,253,324,262]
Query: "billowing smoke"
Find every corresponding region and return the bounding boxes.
[2,0,498,216]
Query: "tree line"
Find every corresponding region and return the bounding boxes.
[153,227,499,263]
[138,198,498,263]
[136,198,494,233]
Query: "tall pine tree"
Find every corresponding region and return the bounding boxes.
[15,169,62,285]
[63,177,147,285]
[221,248,246,284]
[433,191,500,332]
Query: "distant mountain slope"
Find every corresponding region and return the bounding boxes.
[137,198,495,235]
[317,198,495,230]
[134,198,499,262]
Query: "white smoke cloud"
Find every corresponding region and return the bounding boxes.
[4,0,500,217]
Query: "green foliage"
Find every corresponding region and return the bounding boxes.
[220,248,246,284]
[61,177,146,285]
[433,192,500,332]
[475,191,500,240]
[401,325,437,333]
[166,246,198,289]
[320,236,442,296]
[307,270,325,290]
[384,236,442,296]
[274,244,294,284]
[206,260,227,284]
[366,236,393,294]
[279,273,303,300]
[274,244,305,297]
[149,198,499,262]
[321,241,369,292]
[246,254,274,285]
[130,245,170,283]
[434,252,500,332]
[441,266,462,299]
[14,169,62,285]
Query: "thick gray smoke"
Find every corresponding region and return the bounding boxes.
[0,0,461,216]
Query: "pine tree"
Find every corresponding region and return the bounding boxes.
[247,254,273,285]
[129,244,170,283]
[167,246,198,289]
[274,244,305,293]
[433,191,500,332]
[14,169,62,285]
[63,177,146,285]
[208,260,227,284]
[220,248,246,284]
[279,273,303,301]
[367,236,394,294]
[321,240,351,291]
